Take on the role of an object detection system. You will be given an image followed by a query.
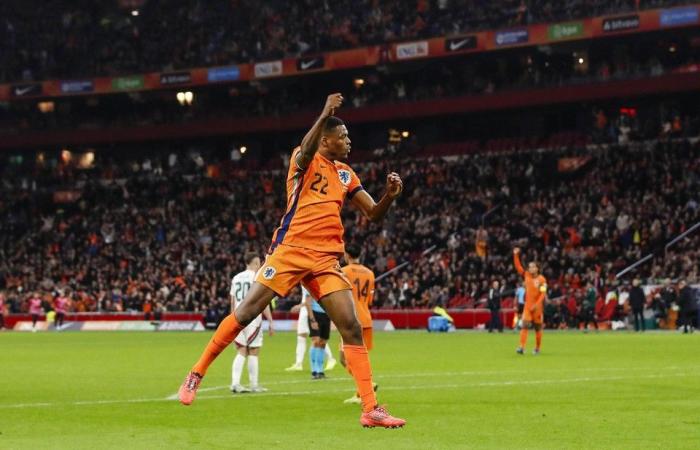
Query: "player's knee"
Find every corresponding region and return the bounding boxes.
[339,321,362,344]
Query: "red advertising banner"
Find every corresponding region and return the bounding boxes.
[2,70,700,149]
[0,6,697,101]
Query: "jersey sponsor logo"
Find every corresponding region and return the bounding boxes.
[445,36,477,52]
[602,15,640,32]
[297,56,325,71]
[262,266,277,280]
[338,169,351,185]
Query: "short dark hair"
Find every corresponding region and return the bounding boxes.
[323,116,345,134]
[244,252,259,264]
[345,244,361,259]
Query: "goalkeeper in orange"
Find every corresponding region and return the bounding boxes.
[513,247,547,355]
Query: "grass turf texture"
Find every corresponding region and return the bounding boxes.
[0,331,699,449]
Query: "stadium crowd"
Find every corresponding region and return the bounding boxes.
[0,0,694,82]
[0,134,698,330]
[5,31,698,135]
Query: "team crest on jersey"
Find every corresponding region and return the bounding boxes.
[338,170,351,186]
[262,266,276,280]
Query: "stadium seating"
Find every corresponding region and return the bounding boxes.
[0,134,697,324]
[0,0,681,82]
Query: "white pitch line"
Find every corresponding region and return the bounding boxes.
[192,372,693,402]
[171,365,691,398]
[2,372,694,410]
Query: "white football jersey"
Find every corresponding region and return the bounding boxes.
[230,269,261,327]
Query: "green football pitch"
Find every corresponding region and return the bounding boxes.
[1,330,698,449]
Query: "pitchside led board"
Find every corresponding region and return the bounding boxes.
[11,320,396,332]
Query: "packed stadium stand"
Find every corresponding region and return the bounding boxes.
[1,0,694,82]
[1,0,699,330]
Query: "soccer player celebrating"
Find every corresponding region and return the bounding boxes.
[513,248,547,355]
[229,253,274,393]
[339,244,376,404]
[285,287,337,372]
[178,93,406,428]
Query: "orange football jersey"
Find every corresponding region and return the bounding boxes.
[514,253,547,307]
[269,147,363,254]
[342,263,375,328]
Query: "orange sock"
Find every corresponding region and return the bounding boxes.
[535,330,542,350]
[342,352,360,397]
[343,344,376,413]
[192,313,244,376]
[343,355,354,377]
[519,328,528,348]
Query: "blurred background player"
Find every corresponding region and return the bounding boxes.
[29,293,43,332]
[629,278,647,332]
[678,279,695,334]
[514,281,526,329]
[513,248,547,355]
[306,290,331,379]
[339,244,376,404]
[487,280,504,333]
[54,290,70,331]
[230,253,274,393]
[581,282,599,332]
[285,286,337,372]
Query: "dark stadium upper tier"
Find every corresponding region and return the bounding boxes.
[0,0,698,91]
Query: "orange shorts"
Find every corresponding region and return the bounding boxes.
[340,327,374,351]
[522,305,543,324]
[255,244,351,300]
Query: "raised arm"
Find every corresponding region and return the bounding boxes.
[351,172,403,222]
[296,93,344,171]
[513,247,525,276]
